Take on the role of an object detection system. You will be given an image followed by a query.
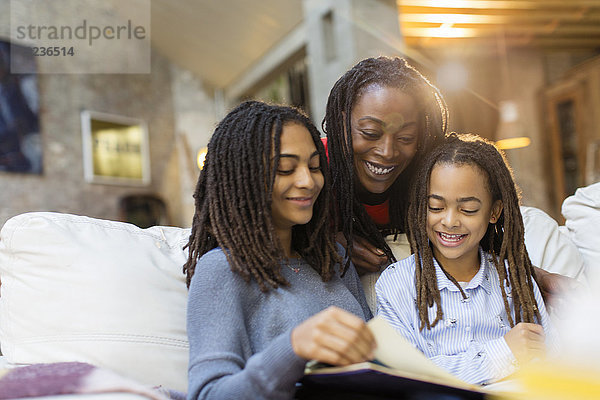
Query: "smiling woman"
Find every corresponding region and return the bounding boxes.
[350,84,419,195]
[322,57,448,312]
[324,57,448,277]
[183,101,374,400]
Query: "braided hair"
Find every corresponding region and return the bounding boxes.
[323,56,448,266]
[408,133,541,330]
[183,101,340,290]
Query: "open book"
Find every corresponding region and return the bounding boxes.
[300,316,517,399]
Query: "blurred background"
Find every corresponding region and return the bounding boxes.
[1,0,599,228]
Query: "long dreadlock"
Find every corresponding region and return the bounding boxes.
[323,56,448,267]
[408,133,541,330]
[183,101,340,290]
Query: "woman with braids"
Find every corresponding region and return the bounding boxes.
[324,57,447,312]
[324,56,572,311]
[376,133,557,385]
[184,101,375,400]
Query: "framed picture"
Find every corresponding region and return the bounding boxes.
[544,81,585,217]
[0,40,42,174]
[81,110,150,186]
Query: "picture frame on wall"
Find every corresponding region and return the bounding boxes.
[0,40,42,174]
[81,110,151,186]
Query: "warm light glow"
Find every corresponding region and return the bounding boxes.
[197,147,208,170]
[401,26,477,38]
[437,23,455,38]
[496,137,531,150]
[437,61,468,91]
[400,13,504,24]
[496,100,529,150]
[397,1,527,10]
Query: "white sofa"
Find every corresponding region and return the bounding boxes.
[0,182,597,398]
[0,213,191,396]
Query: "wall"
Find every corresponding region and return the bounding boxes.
[499,50,550,211]
[303,0,402,127]
[0,2,216,228]
[170,65,217,227]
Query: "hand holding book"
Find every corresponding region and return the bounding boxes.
[291,306,376,366]
[301,317,487,399]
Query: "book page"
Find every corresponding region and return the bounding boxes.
[368,316,467,386]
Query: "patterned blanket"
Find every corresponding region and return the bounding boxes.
[0,362,184,400]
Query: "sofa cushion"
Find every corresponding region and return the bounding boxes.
[0,212,191,391]
[562,182,600,280]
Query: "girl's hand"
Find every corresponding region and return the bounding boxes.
[504,322,546,363]
[291,306,376,366]
[336,233,388,274]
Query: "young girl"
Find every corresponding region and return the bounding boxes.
[376,133,556,386]
[184,101,375,400]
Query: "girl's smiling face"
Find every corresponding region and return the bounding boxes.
[426,162,503,279]
[350,84,419,194]
[271,123,324,236]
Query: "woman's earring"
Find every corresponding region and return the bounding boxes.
[494,223,503,236]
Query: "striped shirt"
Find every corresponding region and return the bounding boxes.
[375,247,557,385]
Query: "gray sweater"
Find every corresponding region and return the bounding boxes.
[186,247,372,400]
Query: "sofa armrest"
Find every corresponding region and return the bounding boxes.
[0,212,191,391]
[561,182,600,281]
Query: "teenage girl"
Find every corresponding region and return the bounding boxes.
[184,101,375,400]
[376,133,556,385]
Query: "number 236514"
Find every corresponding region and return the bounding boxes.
[33,47,75,56]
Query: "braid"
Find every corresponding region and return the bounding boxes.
[183,101,340,290]
[323,57,447,267]
[407,133,541,331]
[408,162,443,330]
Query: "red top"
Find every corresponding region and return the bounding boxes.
[321,137,390,225]
[321,137,329,161]
[363,201,390,226]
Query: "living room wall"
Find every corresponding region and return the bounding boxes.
[0,2,215,228]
